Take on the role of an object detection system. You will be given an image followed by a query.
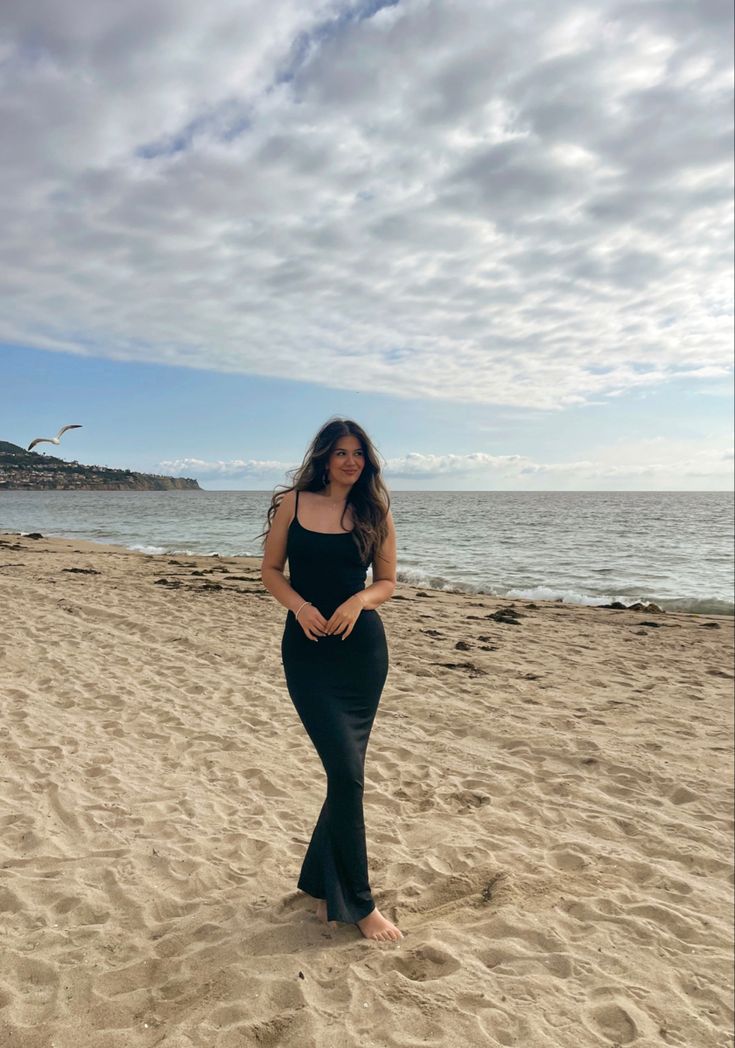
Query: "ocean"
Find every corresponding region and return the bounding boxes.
[1,489,732,615]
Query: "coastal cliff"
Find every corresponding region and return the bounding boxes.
[0,442,200,491]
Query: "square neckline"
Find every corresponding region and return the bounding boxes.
[292,489,355,536]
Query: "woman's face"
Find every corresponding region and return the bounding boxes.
[327,435,365,485]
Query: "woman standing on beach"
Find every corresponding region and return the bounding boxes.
[260,418,403,943]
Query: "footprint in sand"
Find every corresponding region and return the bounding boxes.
[583,989,654,1045]
[667,784,699,805]
[444,788,492,813]
[545,845,589,872]
[589,1001,638,1043]
[388,943,461,981]
[481,944,574,980]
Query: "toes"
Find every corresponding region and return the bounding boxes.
[364,920,403,942]
[368,925,403,942]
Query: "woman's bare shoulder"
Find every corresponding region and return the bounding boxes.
[281,487,298,507]
[273,487,297,523]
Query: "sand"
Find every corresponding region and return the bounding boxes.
[0,531,733,1048]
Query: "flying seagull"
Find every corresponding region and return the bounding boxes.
[27,424,83,452]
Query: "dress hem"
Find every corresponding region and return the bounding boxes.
[297,883,376,925]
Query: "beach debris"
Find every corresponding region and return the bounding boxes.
[420,628,444,637]
[24,532,44,539]
[27,423,82,451]
[415,590,433,598]
[450,788,491,810]
[439,660,487,676]
[62,567,100,575]
[599,600,664,612]
[480,871,506,903]
[700,622,721,629]
[455,640,472,650]
[637,620,662,628]
[476,634,498,650]
[154,577,182,588]
[487,607,522,625]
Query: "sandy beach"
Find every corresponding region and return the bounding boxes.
[0,530,732,1048]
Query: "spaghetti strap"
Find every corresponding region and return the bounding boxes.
[294,488,300,525]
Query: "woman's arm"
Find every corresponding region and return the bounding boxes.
[260,490,310,614]
[357,509,397,611]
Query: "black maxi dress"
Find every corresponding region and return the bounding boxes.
[281,489,389,924]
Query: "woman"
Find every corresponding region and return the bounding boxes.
[260,418,403,943]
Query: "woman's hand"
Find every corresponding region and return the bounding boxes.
[324,594,365,640]
[296,603,329,642]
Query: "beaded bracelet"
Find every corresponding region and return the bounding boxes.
[294,600,311,621]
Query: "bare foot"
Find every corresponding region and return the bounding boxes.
[315,899,337,928]
[356,907,403,942]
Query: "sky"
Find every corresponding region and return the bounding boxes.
[1,0,733,491]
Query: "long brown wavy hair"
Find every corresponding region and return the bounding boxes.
[258,417,390,566]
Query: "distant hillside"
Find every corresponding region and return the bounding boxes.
[0,442,200,490]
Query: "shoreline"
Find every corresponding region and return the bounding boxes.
[3,528,732,619]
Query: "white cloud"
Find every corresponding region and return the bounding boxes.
[1,0,733,408]
[160,438,734,486]
[158,457,287,478]
[383,443,734,480]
